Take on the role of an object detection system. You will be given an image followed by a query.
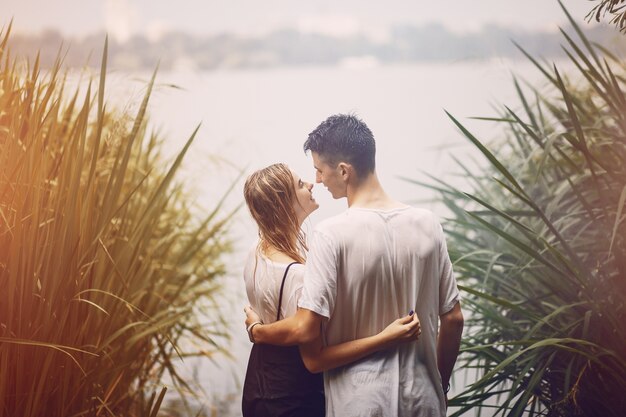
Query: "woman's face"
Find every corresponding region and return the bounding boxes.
[292,170,319,223]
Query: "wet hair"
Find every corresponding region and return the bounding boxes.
[243,163,306,264]
[303,113,376,177]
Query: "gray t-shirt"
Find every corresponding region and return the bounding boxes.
[298,206,459,417]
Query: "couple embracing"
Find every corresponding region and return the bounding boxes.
[242,114,464,417]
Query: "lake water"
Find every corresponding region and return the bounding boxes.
[102,58,560,415]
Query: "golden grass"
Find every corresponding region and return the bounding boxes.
[0,24,233,417]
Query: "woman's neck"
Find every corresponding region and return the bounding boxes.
[261,241,300,263]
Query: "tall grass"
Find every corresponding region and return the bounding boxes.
[410,4,626,416]
[587,0,626,33]
[0,24,233,416]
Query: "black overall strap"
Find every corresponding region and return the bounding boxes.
[276,262,299,321]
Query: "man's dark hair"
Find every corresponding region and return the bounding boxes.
[303,114,376,177]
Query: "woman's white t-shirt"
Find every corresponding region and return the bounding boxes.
[243,246,305,324]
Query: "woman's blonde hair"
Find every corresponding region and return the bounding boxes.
[244,163,307,263]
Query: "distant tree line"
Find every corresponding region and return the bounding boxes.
[5,22,625,71]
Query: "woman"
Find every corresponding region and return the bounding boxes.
[242,163,420,417]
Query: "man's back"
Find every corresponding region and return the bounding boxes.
[299,206,459,417]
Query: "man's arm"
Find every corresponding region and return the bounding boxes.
[437,301,464,393]
[245,306,322,346]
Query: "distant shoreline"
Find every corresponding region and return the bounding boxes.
[5,22,622,71]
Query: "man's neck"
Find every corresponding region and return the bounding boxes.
[346,173,404,210]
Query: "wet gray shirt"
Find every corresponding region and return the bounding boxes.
[298,206,459,417]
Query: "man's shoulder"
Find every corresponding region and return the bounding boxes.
[313,206,441,234]
[313,211,349,239]
[403,206,441,224]
[375,205,441,226]
[316,210,348,226]
[403,207,445,239]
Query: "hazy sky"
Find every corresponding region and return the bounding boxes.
[5,1,597,42]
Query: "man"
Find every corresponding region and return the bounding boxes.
[245,114,463,416]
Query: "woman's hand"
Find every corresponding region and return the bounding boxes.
[379,311,421,347]
[244,305,261,328]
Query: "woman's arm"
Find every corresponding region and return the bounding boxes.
[298,312,421,374]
